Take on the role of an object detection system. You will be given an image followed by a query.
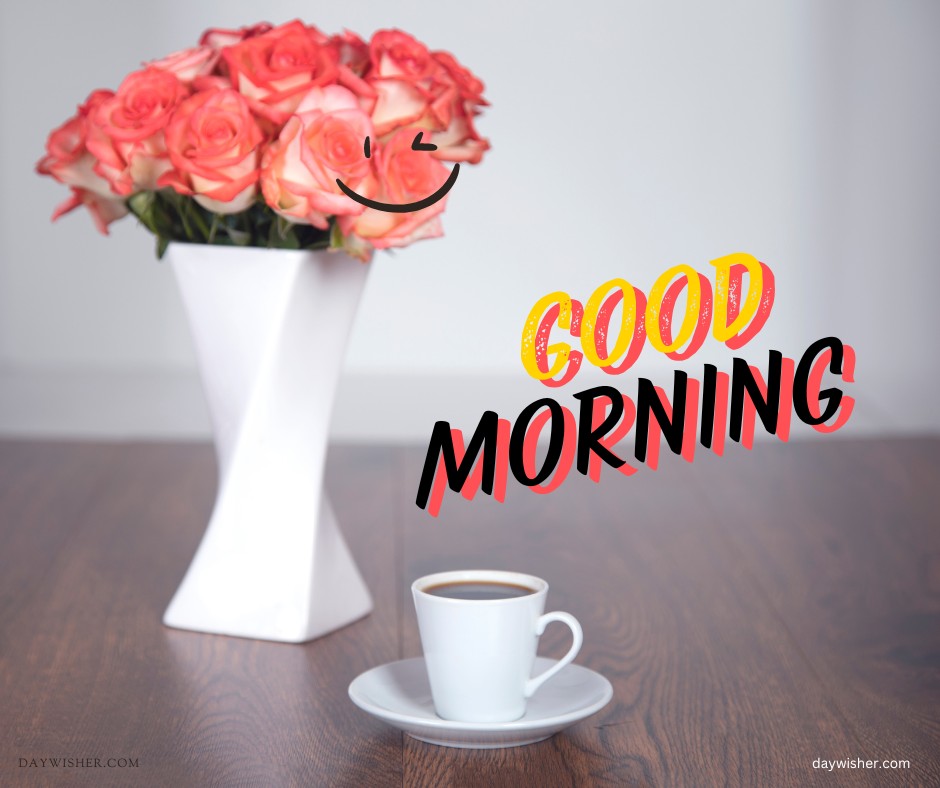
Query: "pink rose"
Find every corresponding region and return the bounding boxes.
[261,86,376,229]
[86,68,189,195]
[158,89,264,214]
[221,20,342,125]
[36,90,128,234]
[148,46,219,85]
[339,127,450,259]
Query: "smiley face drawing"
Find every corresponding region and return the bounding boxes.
[335,132,460,214]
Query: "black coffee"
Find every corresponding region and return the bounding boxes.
[424,581,535,601]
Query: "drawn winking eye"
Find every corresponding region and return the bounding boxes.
[410,132,437,152]
[339,131,459,214]
[363,132,438,160]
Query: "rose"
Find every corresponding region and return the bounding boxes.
[199,23,273,51]
[366,30,489,163]
[50,188,129,235]
[86,67,188,195]
[331,30,370,76]
[158,89,264,214]
[433,51,486,104]
[338,127,450,259]
[424,51,489,164]
[221,20,342,125]
[261,85,376,229]
[37,89,117,195]
[370,29,438,83]
[148,46,219,85]
[330,29,375,101]
[190,75,235,93]
[36,89,128,234]
[368,29,438,135]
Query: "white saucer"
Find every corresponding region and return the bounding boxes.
[348,656,613,749]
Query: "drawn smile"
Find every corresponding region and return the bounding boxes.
[335,132,459,214]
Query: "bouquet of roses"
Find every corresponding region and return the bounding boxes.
[36,21,489,260]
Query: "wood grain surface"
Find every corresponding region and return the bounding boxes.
[0,437,937,787]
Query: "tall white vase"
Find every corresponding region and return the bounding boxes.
[163,243,373,643]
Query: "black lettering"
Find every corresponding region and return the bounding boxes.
[509,398,565,486]
[729,350,782,441]
[700,364,717,448]
[572,386,627,474]
[635,371,687,462]
[794,337,845,425]
[415,412,499,509]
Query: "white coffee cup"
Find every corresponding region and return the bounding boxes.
[412,569,583,723]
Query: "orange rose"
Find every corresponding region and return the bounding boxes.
[37,90,115,195]
[339,127,450,259]
[36,89,128,234]
[158,89,264,214]
[199,23,273,51]
[332,30,370,76]
[261,86,376,228]
[425,51,490,164]
[366,30,489,163]
[368,29,437,135]
[148,46,219,85]
[86,68,188,195]
[50,188,129,235]
[221,20,341,125]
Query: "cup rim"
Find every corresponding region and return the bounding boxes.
[412,569,547,604]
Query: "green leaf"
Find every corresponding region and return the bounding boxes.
[129,189,350,257]
[186,200,212,241]
[176,199,196,239]
[127,192,160,235]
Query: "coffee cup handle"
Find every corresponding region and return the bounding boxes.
[524,611,584,698]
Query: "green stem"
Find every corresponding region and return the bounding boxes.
[208,213,221,245]
[187,202,211,241]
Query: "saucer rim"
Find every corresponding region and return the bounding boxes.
[348,656,613,732]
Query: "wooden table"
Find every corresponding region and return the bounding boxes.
[1,437,938,787]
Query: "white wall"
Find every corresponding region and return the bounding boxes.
[1,0,937,440]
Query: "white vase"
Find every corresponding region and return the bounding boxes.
[162,243,373,643]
